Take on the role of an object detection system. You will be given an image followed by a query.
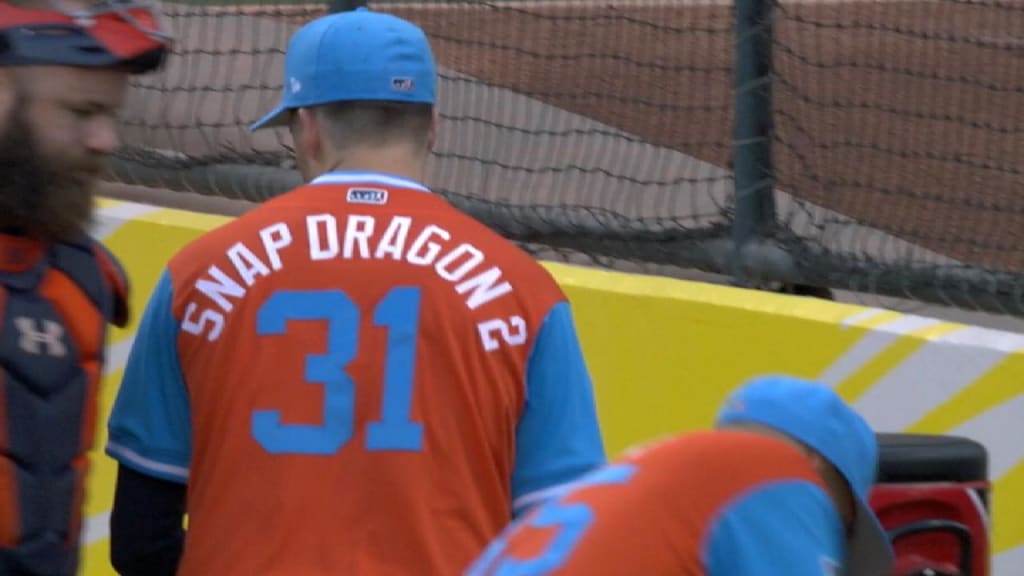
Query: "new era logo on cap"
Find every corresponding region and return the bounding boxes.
[819,556,840,576]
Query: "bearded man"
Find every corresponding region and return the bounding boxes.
[0,2,170,574]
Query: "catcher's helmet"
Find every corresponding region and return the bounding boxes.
[0,0,171,73]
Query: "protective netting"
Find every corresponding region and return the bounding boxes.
[113,1,736,259]
[109,0,1024,315]
[771,0,1024,287]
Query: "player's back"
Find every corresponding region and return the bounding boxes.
[166,173,577,575]
[467,430,834,576]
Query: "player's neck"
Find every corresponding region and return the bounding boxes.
[320,146,427,185]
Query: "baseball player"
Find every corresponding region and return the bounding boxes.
[0,1,170,575]
[105,7,605,576]
[466,375,895,576]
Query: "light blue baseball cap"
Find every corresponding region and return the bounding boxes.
[250,7,437,131]
[715,375,894,576]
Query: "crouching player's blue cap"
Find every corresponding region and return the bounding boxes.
[250,7,437,131]
[715,375,894,576]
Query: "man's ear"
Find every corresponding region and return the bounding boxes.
[294,108,322,160]
[0,68,17,118]
[427,106,439,151]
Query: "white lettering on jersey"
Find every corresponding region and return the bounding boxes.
[375,216,412,260]
[181,212,525,347]
[343,215,374,259]
[227,242,271,287]
[181,303,224,342]
[477,316,527,352]
[307,214,339,260]
[455,266,513,311]
[259,222,292,271]
[196,265,245,313]
[406,224,450,266]
[435,243,484,283]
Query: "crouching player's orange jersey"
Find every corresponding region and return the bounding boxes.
[466,430,846,576]
[106,172,606,575]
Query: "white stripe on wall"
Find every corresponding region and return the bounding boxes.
[949,394,1024,479]
[993,544,1024,576]
[853,325,1019,432]
[81,511,111,547]
[818,315,943,388]
[91,202,162,240]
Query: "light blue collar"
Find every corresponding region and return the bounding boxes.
[309,170,431,193]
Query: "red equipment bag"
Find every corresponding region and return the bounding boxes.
[871,433,990,576]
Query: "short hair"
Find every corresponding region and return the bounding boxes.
[313,100,433,152]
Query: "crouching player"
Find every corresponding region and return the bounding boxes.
[465,375,895,576]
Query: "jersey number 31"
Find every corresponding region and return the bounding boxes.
[250,287,423,455]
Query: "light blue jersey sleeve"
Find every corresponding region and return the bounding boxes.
[704,480,845,576]
[511,302,606,515]
[105,269,192,484]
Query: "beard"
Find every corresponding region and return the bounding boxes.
[0,96,98,244]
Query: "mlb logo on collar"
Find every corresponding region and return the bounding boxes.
[347,187,389,205]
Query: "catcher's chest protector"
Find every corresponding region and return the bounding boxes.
[0,233,128,576]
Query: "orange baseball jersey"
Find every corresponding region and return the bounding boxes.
[106,171,606,575]
[0,233,129,576]
[467,430,846,576]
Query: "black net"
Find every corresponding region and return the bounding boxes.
[112,0,737,270]
[109,0,1024,315]
[770,0,1024,309]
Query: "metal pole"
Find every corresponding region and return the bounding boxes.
[731,0,776,285]
[327,0,368,13]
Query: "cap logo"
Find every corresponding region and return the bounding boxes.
[819,556,840,576]
[391,77,415,92]
[289,77,302,95]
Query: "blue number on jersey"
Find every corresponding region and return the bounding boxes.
[467,463,638,576]
[251,287,424,454]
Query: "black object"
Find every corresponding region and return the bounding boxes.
[110,466,187,576]
[327,0,368,13]
[876,433,988,486]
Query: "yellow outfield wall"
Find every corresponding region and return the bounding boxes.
[79,198,1024,575]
